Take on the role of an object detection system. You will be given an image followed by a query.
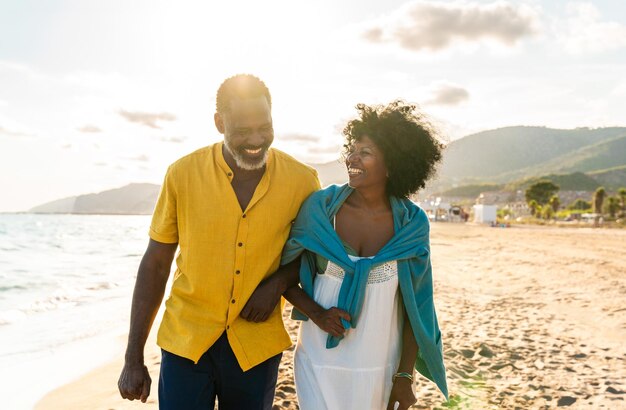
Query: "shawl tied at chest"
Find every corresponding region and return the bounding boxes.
[281,184,448,399]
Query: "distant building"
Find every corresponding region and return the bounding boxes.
[473,204,497,224]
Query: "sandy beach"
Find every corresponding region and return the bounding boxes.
[36,223,626,409]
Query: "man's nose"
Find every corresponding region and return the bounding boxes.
[248,130,267,146]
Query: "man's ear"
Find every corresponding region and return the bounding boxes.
[214,112,225,134]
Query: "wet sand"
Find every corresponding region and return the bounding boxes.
[37,223,626,409]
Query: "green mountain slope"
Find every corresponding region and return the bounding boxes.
[588,165,626,190]
[504,172,601,192]
[438,126,626,182]
[520,135,626,176]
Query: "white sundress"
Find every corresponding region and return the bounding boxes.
[294,255,404,410]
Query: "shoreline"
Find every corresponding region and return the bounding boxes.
[35,333,161,410]
[1,328,129,410]
[35,224,626,409]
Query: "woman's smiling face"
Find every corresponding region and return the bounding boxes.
[345,135,388,191]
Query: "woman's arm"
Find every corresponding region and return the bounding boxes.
[284,285,350,338]
[387,313,418,410]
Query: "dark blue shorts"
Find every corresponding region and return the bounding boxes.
[158,332,282,410]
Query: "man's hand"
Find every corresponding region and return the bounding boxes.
[240,277,283,322]
[386,377,416,410]
[310,307,351,338]
[118,363,151,403]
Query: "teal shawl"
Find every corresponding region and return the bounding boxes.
[281,184,448,399]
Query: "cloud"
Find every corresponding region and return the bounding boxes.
[0,61,47,80]
[159,136,187,143]
[308,144,344,155]
[362,0,539,52]
[613,81,626,97]
[556,2,626,54]
[362,27,384,43]
[280,133,321,143]
[77,125,102,133]
[0,125,32,137]
[426,83,470,106]
[128,155,150,162]
[118,110,176,129]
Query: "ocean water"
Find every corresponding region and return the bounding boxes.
[0,214,154,409]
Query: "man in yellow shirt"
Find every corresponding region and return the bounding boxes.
[117,74,320,409]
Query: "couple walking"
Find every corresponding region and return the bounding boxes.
[118,74,448,410]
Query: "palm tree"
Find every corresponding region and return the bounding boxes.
[528,199,539,217]
[619,188,626,217]
[607,196,620,218]
[593,187,606,227]
[549,195,560,214]
[593,187,606,215]
[543,205,554,220]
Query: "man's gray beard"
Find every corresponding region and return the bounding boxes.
[224,141,269,171]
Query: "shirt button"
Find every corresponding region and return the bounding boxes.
[226,325,230,330]
[235,269,241,274]
[231,299,236,304]
[242,213,246,218]
[238,242,243,247]
[227,172,232,177]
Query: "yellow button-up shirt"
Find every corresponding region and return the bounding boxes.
[149,142,320,370]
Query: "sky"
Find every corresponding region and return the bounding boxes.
[1,0,625,212]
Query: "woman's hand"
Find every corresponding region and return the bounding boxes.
[310,307,351,338]
[386,377,416,410]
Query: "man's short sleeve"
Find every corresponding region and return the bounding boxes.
[313,170,322,190]
[149,166,178,243]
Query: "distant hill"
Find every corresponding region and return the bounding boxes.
[30,183,161,214]
[588,165,626,190]
[311,160,347,186]
[504,172,601,192]
[438,184,503,198]
[436,126,626,187]
[522,135,626,176]
[28,163,348,215]
[436,170,623,200]
[28,127,626,214]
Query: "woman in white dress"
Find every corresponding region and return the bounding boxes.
[281,101,449,409]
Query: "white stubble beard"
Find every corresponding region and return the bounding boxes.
[224,140,269,171]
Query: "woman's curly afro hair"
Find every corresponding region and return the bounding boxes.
[342,100,444,198]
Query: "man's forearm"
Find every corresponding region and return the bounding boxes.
[124,243,174,365]
[267,257,301,294]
